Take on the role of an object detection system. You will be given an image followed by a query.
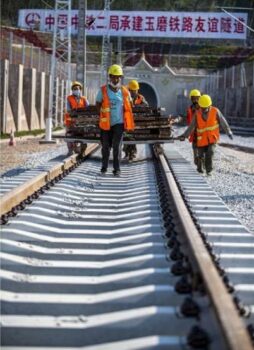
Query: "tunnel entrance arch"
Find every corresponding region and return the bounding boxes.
[139,82,158,108]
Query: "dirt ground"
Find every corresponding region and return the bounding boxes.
[0,138,65,175]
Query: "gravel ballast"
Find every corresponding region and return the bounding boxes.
[0,139,67,177]
[170,128,254,234]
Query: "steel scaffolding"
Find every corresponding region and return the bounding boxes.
[76,0,87,94]
[46,0,72,141]
[100,0,111,85]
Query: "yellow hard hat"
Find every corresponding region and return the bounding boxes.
[189,89,201,98]
[198,94,212,108]
[128,80,139,90]
[108,64,123,76]
[71,81,82,89]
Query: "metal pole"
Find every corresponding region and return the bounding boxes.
[224,68,227,89]
[30,45,33,68]
[117,36,122,65]
[9,32,13,64]
[38,48,41,72]
[22,37,25,66]
[45,3,57,142]
[77,0,87,95]
[84,0,87,96]
[231,66,235,88]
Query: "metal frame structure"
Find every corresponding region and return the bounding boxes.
[100,0,111,85]
[46,0,72,141]
[76,0,87,94]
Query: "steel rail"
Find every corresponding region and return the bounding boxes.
[157,150,253,350]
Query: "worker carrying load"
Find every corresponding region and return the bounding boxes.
[178,94,233,176]
[123,79,149,161]
[64,81,89,155]
[186,89,201,166]
[96,64,135,176]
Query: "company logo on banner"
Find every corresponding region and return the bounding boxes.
[18,10,247,39]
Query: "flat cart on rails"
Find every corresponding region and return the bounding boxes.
[53,105,175,155]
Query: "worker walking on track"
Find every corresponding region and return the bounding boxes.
[179,94,233,176]
[187,89,201,166]
[123,79,149,161]
[64,81,89,155]
[96,64,135,176]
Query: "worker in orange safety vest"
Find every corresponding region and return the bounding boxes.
[179,94,233,176]
[123,79,149,161]
[96,64,135,176]
[64,81,89,155]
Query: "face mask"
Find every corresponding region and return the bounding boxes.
[109,81,121,89]
[73,90,81,97]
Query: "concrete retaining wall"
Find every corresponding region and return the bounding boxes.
[0,59,68,134]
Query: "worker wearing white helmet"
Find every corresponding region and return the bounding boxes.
[179,94,233,176]
[96,65,135,176]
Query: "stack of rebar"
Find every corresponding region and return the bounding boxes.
[67,105,172,141]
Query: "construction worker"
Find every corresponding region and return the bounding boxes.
[187,89,201,165]
[64,81,89,155]
[179,94,233,176]
[123,79,149,161]
[96,64,135,176]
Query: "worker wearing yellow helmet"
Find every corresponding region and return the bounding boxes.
[123,80,149,161]
[179,94,233,176]
[186,89,201,165]
[64,81,89,155]
[96,64,134,176]
[128,80,148,107]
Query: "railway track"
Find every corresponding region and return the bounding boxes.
[0,144,253,349]
[219,142,254,154]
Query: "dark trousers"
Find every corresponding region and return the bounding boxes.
[192,142,198,165]
[197,144,216,173]
[123,144,137,157]
[100,123,124,171]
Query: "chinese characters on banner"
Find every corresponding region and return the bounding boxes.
[18,10,248,39]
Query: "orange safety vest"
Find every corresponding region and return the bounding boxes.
[196,106,220,147]
[187,106,199,143]
[134,94,145,105]
[64,95,88,127]
[99,85,135,131]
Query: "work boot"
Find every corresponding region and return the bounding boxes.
[101,167,107,175]
[113,169,121,176]
[197,158,204,174]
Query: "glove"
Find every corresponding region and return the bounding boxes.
[228,133,233,140]
[178,135,185,141]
